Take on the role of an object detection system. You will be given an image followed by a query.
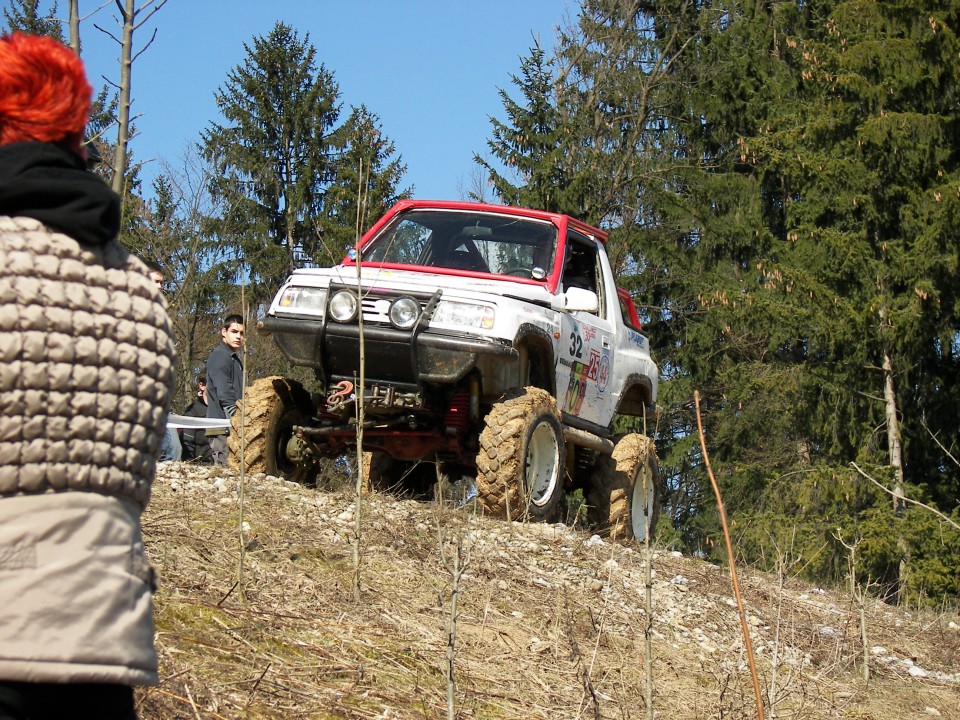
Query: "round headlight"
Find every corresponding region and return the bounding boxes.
[389,296,420,329]
[328,290,358,322]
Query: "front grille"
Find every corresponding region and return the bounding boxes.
[359,295,430,324]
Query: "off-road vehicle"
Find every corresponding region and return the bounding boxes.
[234,200,661,539]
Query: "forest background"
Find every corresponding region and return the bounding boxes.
[5,0,959,607]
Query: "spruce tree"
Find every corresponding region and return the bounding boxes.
[320,105,411,266]
[474,42,576,213]
[202,22,341,306]
[2,0,62,39]
[645,0,960,599]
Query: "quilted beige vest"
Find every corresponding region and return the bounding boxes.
[0,215,176,505]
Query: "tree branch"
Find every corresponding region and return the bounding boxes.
[850,462,960,532]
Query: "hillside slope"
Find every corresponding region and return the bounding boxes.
[138,463,959,719]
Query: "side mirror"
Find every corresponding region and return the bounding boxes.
[552,287,599,313]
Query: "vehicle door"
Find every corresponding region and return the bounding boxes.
[555,232,615,427]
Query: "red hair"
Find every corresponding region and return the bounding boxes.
[0,32,92,147]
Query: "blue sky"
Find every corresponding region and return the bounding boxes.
[61,0,574,201]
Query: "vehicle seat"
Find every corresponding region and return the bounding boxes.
[443,241,489,272]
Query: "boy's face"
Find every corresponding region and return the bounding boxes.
[221,322,244,350]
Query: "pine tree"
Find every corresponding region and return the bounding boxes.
[319,105,411,266]
[474,42,576,213]
[202,22,341,306]
[2,0,62,39]
[641,0,960,599]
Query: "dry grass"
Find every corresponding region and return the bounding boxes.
[138,464,960,719]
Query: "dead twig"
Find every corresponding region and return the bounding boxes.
[695,390,766,720]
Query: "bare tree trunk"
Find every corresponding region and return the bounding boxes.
[111,0,134,195]
[284,138,296,271]
[883,350,911,601]
[68,1,79,54]
[879,298,909,602]
[101,0,167,196]
[882,349,905,504]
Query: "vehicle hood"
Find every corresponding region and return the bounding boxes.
[276,264,556,306]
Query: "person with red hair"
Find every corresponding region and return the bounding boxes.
[0,32,175,720]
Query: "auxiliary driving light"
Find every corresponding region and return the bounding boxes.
[328,290,358,322]
[389,296,420,329]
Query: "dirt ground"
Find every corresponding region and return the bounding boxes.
[137,463,960,719]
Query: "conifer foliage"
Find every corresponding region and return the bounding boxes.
[202,22,340,307]
[480,0,960,603]
[201,22,409,310]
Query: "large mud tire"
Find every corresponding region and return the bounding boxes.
[476,387,564,522]
[229,376,321,484]
[361,451,437,498]
[587,433,660,541]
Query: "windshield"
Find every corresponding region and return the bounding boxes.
[360,209,558,280]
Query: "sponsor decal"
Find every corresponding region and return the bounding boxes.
[627,329,647,349]
[598,352,610,393]
[563,348,601,414]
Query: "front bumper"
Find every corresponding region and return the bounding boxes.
[262,314,518,387]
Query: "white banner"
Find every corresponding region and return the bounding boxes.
[166,414,232,431]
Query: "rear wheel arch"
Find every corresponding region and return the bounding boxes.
[615,374,654,417]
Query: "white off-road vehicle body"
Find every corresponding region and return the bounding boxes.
[246,200,661,538]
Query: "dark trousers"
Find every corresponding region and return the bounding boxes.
[209,433,228,466]
[0,682,136,720]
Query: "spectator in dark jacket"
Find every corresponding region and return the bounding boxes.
[181,373,212,463]
[206,314,244,466]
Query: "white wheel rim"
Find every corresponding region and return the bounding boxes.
[526,419,560,508]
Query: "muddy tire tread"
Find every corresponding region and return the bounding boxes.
[587,433,660,540]
[228,376,286,474]
[476,386,561,520]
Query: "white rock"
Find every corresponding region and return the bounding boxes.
[819,626,836,636]
[870,646,888,655]
[670,575,689,585]
[585,535,605,547]
[908,665,929,678]
[924,707,942,716]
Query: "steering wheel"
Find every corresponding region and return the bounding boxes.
[501,266,533,278]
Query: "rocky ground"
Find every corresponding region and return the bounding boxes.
[137,462,960,719]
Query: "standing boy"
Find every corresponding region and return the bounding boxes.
[206,314,244,466]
